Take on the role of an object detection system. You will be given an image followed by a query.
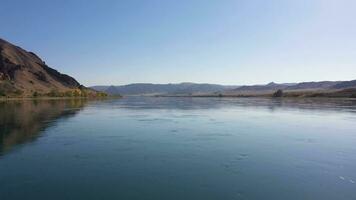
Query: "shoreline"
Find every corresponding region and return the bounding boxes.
[0,96,121,101]
[154,95,356,100]
[1,95,356,101]
[154,89,356,99]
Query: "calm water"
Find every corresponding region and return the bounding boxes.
[1,97,356,200]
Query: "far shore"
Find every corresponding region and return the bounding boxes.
[154,89,356,99]
[0,96,121,101]
[154,95,356,100]
[2,93,356,101]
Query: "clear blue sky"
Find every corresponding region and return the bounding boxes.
[1,0,355,86]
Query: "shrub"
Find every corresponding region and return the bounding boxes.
[64,91,73,97]
[48,89,60,97]
[0,90,5,96]
[33,91,39,97]
[14,90,23,96]
[80,91,86,97]
[73,90,81,97]
[273,89,283,97]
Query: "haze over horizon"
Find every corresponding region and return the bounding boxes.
[1,0,355,86]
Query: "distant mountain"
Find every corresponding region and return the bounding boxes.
[0,38,103,97]
[285,81,342,90]
[91,83,238,96]
[91,85,110,91]
[232,82,293,93]
[227,80,356,95]
[93,80,356,97]
[331,80,356,89]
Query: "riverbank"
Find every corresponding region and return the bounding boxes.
[155,88,356,99]
[0,96,121,101]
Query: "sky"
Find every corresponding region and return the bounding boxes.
[0,0,355,86]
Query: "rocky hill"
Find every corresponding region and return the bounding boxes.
[0,38,104,97]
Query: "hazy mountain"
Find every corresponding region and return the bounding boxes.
[91,85,110,91]
[0,38,100,97]
[331,80,356,89]
[232,82,293,92]
[93,80,356,96]
[228,80,356,95]
[285,81,342,90]
[92,83,238,96]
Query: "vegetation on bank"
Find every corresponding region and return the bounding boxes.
[0,80,22,97]
[0,80,113,99]
[0,86,112,99]
[45,88,108,98]
[272,89,283,97]
[271,88,356,98]
[0,80,120,99]
[157,88,356,99]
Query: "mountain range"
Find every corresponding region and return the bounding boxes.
[225,81,356,95]
[91,83,238,96]
[1,37,355,98]
[93,80,356,97]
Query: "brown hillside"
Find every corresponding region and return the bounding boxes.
[0,38,90,97]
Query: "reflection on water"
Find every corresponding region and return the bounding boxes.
[101,97,356,113]
[1,97,356,157]
[0,99,87,155]
[0,97,356,200]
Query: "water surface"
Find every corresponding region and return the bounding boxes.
[1,97,356,199]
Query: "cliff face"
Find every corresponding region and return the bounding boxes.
[0,38,81,96]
